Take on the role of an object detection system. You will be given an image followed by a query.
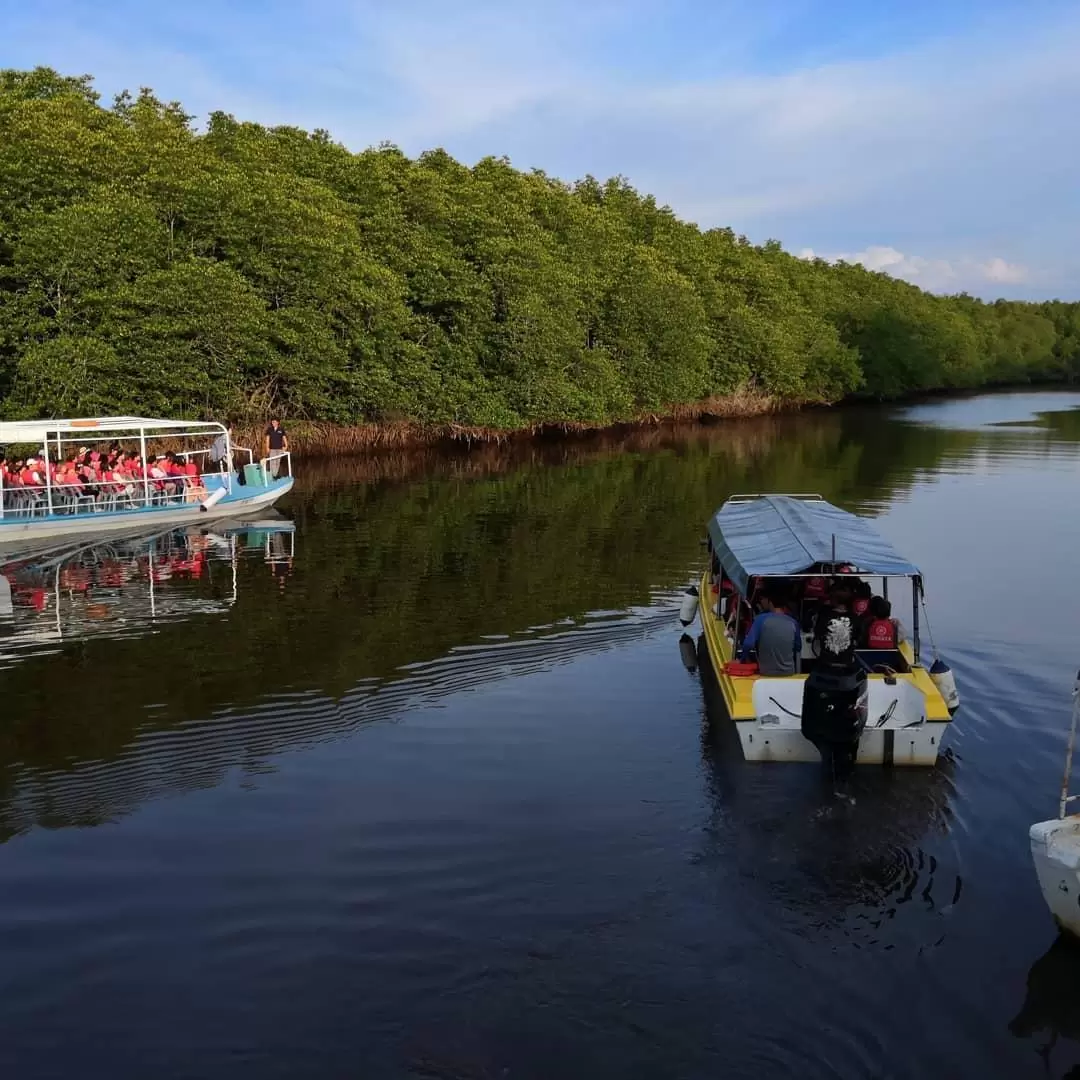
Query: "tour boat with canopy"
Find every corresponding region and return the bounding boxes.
[0,416,293,544]
[683,494,958,770]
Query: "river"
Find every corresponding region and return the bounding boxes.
[2,390,1080,1079]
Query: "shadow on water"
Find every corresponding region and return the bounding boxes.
[1012,935,1080,1078]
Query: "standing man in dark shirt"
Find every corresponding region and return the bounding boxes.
[263,418,289,478]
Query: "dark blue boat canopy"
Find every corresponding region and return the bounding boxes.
[707,495,921,596]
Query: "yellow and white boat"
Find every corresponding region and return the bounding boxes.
[689,494,957,768]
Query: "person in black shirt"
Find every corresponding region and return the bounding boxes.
[263,418,289,478]
[812,582,858,670]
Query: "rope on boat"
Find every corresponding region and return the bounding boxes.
[875,699,898,728]
[918,582,940,661]
[1059,672,1080,820]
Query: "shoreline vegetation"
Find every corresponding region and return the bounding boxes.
[232,386,779,457]
[1,67,1078,453]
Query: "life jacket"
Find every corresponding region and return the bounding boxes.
[866,618,897,649]
[184,462,198,477]
[852,597,870,617]
[803,576,827,600]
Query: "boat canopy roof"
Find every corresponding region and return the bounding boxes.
[707,494,921,595]
[0,417,225,445]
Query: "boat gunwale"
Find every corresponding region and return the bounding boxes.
[0,476,294,544]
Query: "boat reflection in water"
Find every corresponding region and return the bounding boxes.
[1011,935,1080,1077]
[0,515,295,667]
[692,631,961,949]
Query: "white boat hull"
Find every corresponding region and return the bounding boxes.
[736,719,949,765]
[739,675,946,765]
[1030,817,1080,939]
[0,479,293,546]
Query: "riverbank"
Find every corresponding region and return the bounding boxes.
[235,387,779,459]
[246,380,1080,462]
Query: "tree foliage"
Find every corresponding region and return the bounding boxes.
[0,67,1076,427]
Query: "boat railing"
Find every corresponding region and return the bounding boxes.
[0,472,212,520]
[259,451,292,485]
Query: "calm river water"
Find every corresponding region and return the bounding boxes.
[2,391,1080,1079]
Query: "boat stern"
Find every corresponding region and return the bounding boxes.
[1031,817,1080,938]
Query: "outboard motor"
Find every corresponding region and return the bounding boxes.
[801,665,869,782]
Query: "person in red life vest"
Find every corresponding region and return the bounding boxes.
[863,596,905,650]
[56,455,79,493]
[851,580,872,620]
[150,455,178,499]
[21,457,44,492]
[800,571,830,631]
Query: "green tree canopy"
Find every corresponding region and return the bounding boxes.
[0,66,1075,429]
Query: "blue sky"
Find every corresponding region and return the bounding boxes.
[4,0,1078,299]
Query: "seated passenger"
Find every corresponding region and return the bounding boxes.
[863,597,905,650]
[851,580,872,620]
[738,585,801,676]
[800,572,829,631]
[813,582,858,670]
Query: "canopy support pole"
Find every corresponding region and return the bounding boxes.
[912,578,921,664]
[139,427,150,506]
[42,438,53,517]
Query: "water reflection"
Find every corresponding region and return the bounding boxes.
[695,634,959,949]
[1012,935,1080,1078]
[2,391,1080,1077]
[0,515,295,668]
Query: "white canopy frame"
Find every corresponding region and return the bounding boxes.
[0,417,231,520]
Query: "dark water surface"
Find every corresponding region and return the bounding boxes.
[3,391,1080,1079]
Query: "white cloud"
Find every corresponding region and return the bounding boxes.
[797,246,1029,293]
[3,0,1078,298]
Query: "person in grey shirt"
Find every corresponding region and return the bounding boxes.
[209,420,233,473]
[738,584,802,675]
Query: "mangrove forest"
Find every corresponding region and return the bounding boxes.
[1,66,1078,431]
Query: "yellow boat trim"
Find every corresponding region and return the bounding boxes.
[697,571,952,723]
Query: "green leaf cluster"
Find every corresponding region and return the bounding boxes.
[0,67,1075,427]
